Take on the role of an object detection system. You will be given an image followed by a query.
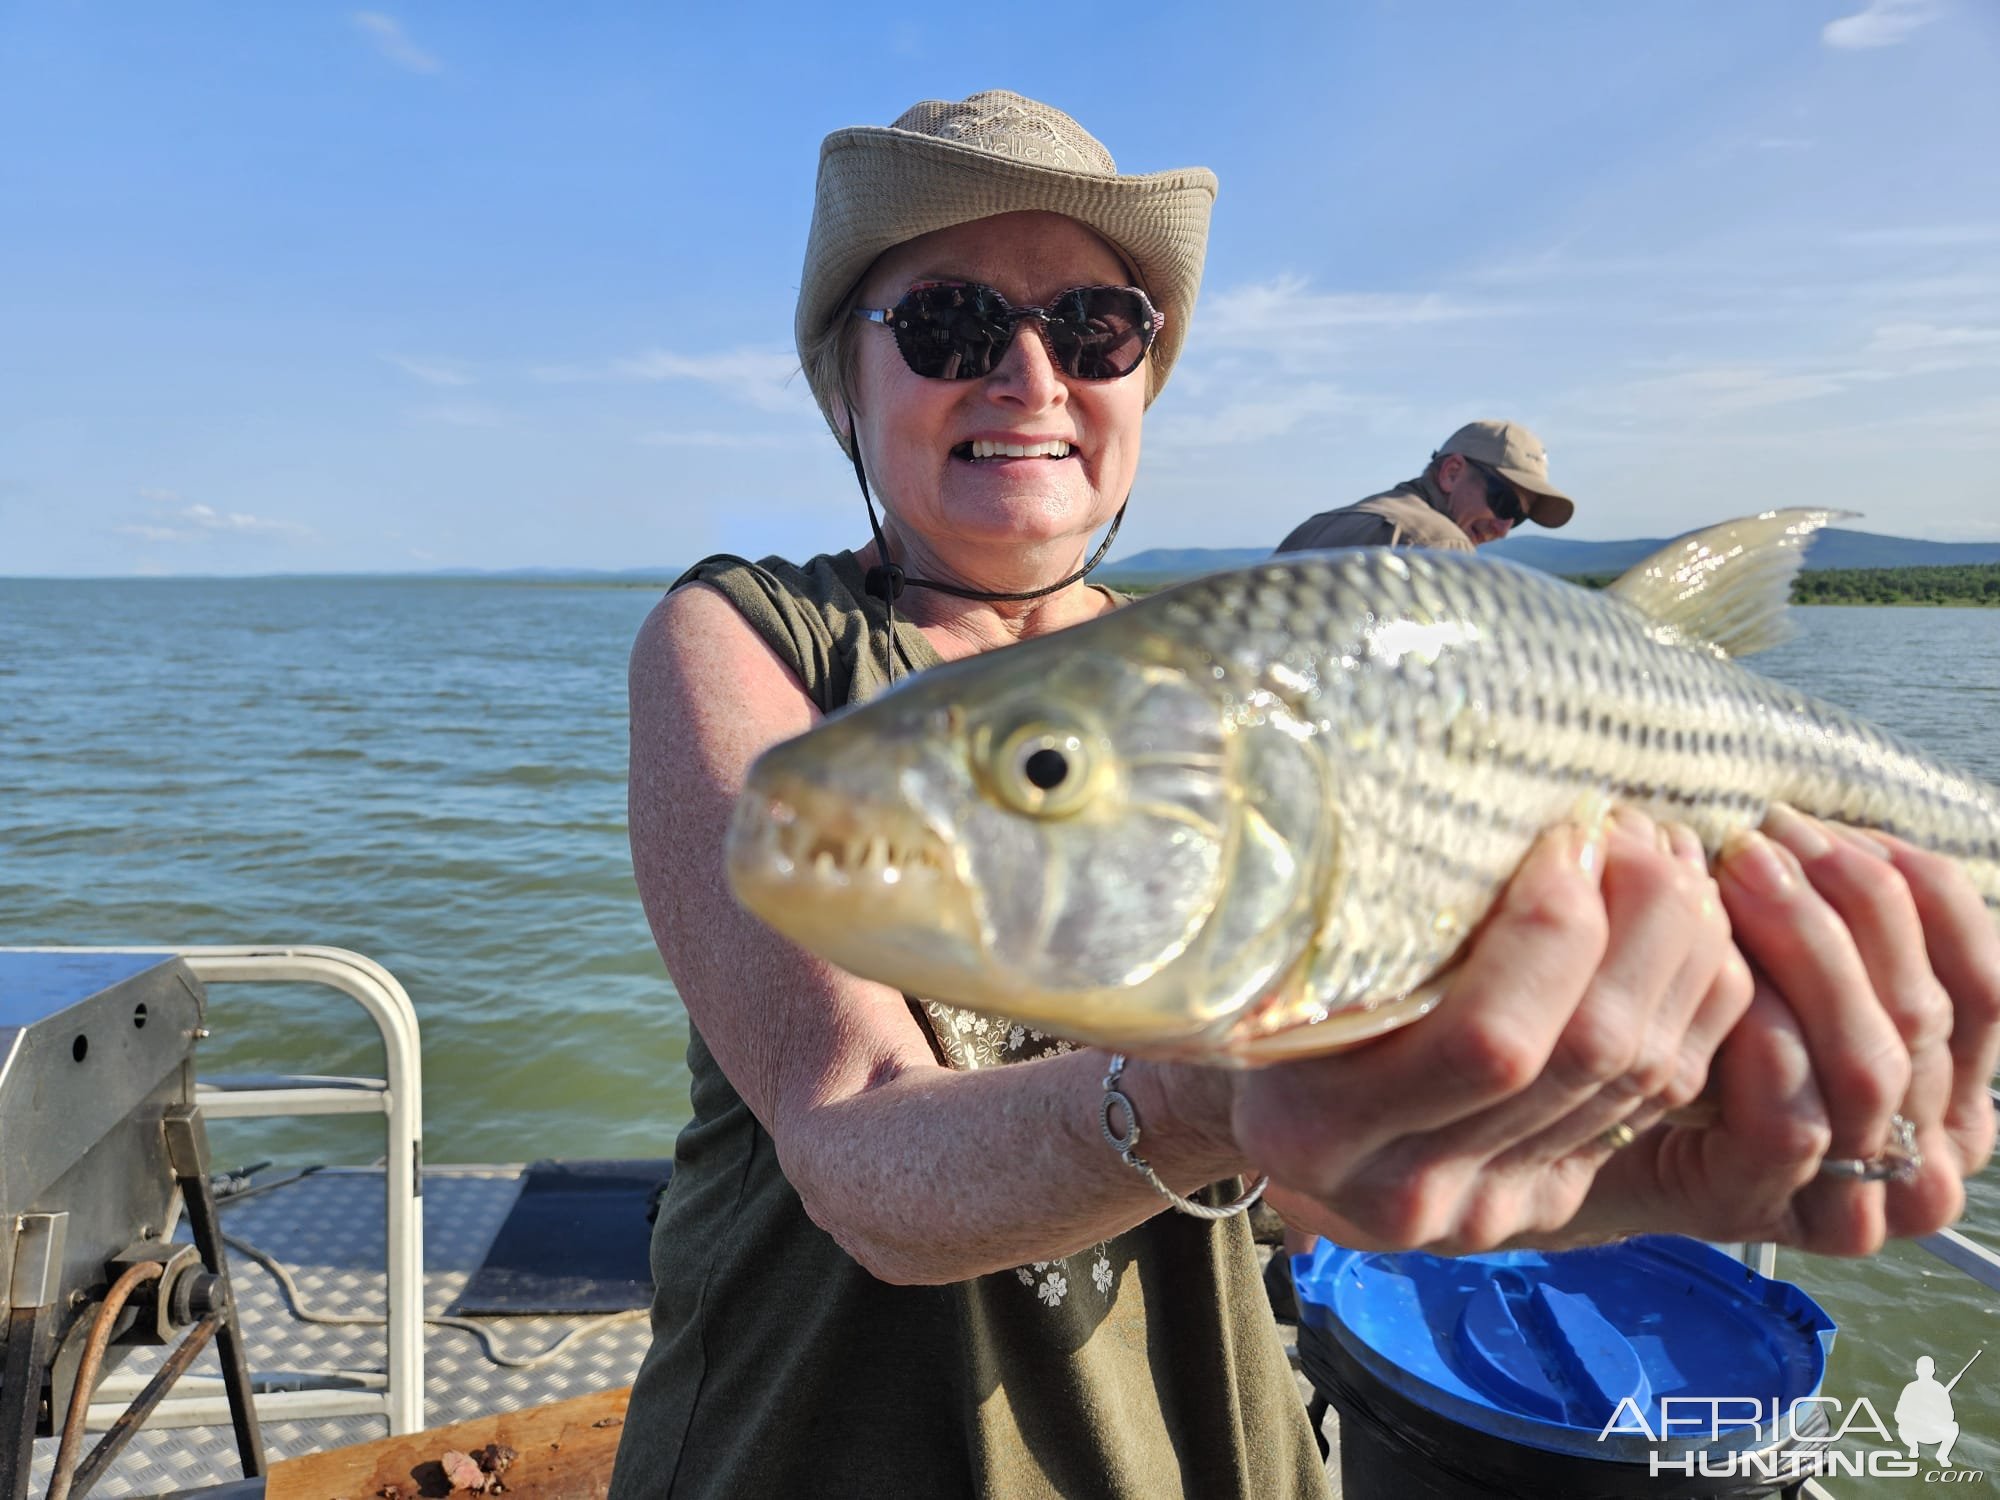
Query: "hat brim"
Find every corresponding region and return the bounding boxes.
[796,126,1217,444]
[1491,465,1574,528]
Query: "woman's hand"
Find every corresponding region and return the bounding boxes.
[1234,807,1754,1254]
[1581,807,2000,1253]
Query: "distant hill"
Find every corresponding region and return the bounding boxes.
[1100,528,2000,585]
[1098,547,1272,580]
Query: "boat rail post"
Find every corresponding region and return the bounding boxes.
[176,946,428,1437]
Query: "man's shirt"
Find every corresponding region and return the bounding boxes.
[1274,474,1474,554]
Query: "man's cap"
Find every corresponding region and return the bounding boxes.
[1436,420,1574,528]
[795,90,1218,450]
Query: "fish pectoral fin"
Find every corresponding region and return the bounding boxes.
[1220,975,1454,1067]
[1605,508,1852,659]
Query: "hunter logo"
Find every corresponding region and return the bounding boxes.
[1895,1350,1978,1467]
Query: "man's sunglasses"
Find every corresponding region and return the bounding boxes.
[853,281,1164,382]
[1470,461,1530,526]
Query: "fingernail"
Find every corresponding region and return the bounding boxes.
[1721,828,1795,898]
[1609,805,1655,847]
[1763,802,1832,859]
[1828,822,1895,860]
[1663,819,1707,869]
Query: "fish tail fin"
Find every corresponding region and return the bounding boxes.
[1606,508,1853,658]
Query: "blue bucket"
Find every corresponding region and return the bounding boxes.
[1293,1235,1837,1497]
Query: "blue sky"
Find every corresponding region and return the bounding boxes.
[2,1,1996,576]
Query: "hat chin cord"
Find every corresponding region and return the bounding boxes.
[844,401,1127,682]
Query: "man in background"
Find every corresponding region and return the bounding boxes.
[1275,418,1575,553]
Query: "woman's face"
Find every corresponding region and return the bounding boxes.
[847,211,1147,564]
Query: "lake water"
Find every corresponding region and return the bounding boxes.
[2,580,1996,1482]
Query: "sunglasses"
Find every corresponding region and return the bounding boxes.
[1470,461,1530,526]
[852,281,1164,382]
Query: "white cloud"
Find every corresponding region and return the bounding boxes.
[384,354,475,386]
[410,402,504,428]
[1152,382,1359,447]
[1866,321,2000,352]
[1822,0,1943,50]
[637,429,814,450]
[1845,394,2000,447]
[1839,224,2000,249]
[181,503,313,538]
[352,12,440,74]
[1200,274,1513,344]
[120,496,316,544]
[534,347,806,412]
[1469,249,1708,285]
[1571,363,1853,423]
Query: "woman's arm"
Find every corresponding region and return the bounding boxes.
[630,583,1243,1284]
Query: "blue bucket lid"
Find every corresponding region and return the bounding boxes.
[1293,1235,1836,1461]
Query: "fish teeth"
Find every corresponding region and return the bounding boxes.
[755,816,944,891]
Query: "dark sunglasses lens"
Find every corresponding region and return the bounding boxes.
[1044,287,1154,379]
[1480,465,1527,524]
[890,283,1015,380]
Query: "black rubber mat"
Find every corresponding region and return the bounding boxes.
[445,1158,672,1315]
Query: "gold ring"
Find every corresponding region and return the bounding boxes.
[1597,1121,1640,1152]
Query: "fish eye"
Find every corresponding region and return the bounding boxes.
[987,722,1104,818]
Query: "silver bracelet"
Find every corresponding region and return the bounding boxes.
[1100,1053,1269,1222]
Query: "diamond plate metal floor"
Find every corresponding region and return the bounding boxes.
[26,1166,655,1498]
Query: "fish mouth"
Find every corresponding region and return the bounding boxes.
[724,770,988,986]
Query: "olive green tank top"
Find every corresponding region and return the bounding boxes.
[608,551,1328,1500]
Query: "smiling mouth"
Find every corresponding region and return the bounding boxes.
[951,439,1075,462]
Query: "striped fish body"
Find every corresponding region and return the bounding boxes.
[1180,539,2000,1057]
[726,511,2000,1062]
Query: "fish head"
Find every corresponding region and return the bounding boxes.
[726,634,1333,1049]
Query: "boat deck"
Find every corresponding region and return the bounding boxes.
[34,1165,1340,1497]
[30,1165,657,1498]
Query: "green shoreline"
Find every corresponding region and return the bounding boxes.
[1564,561,2000,607]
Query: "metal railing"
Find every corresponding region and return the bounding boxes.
[4,946,426,1437]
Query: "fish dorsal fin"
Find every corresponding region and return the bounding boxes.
[1605,508,1850,658]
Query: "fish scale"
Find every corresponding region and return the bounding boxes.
[1164,544,2000,1047]
[728,511,2000,1061]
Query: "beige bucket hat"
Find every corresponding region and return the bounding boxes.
[795,90,1218,445]
[1436,419,1576,528]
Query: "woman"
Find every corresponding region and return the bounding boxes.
[610,92,2000,1499]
